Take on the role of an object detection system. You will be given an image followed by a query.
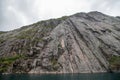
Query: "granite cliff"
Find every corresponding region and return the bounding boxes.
[0,11,120,73]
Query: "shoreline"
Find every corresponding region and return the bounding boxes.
[2,71,120,75]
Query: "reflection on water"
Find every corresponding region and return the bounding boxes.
[0,73,120,80]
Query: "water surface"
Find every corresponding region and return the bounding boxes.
[0,73,120,80]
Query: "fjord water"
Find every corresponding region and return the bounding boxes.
[0,73,120,80]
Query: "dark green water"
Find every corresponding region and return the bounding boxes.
[0,73,120,80]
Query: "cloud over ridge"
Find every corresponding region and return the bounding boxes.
[0,0,120,31]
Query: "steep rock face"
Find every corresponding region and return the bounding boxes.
[0,11,120,73]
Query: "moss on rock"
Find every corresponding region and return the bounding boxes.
[109,56,120,70]
[0,54,26,72]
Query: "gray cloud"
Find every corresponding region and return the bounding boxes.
[0,0,120,31]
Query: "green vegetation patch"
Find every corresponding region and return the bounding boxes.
[51,58,57,66]
[0,39,5,44]
[0,31,6,35]
[16,28,37,39]
[109,56,120,70]
[0,54,25,72]
[50,57,60,71]
[57,16,68,20]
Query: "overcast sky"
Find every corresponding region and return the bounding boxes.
[0,0,120,31]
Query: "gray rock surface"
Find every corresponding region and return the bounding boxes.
[0,11,120,73]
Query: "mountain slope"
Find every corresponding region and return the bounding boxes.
[0,11,120,73]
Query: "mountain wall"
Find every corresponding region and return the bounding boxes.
[0,11,120,73]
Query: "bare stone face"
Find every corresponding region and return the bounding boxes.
[0,11,120,73]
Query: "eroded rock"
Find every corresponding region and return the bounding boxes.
[0,11,120,73]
